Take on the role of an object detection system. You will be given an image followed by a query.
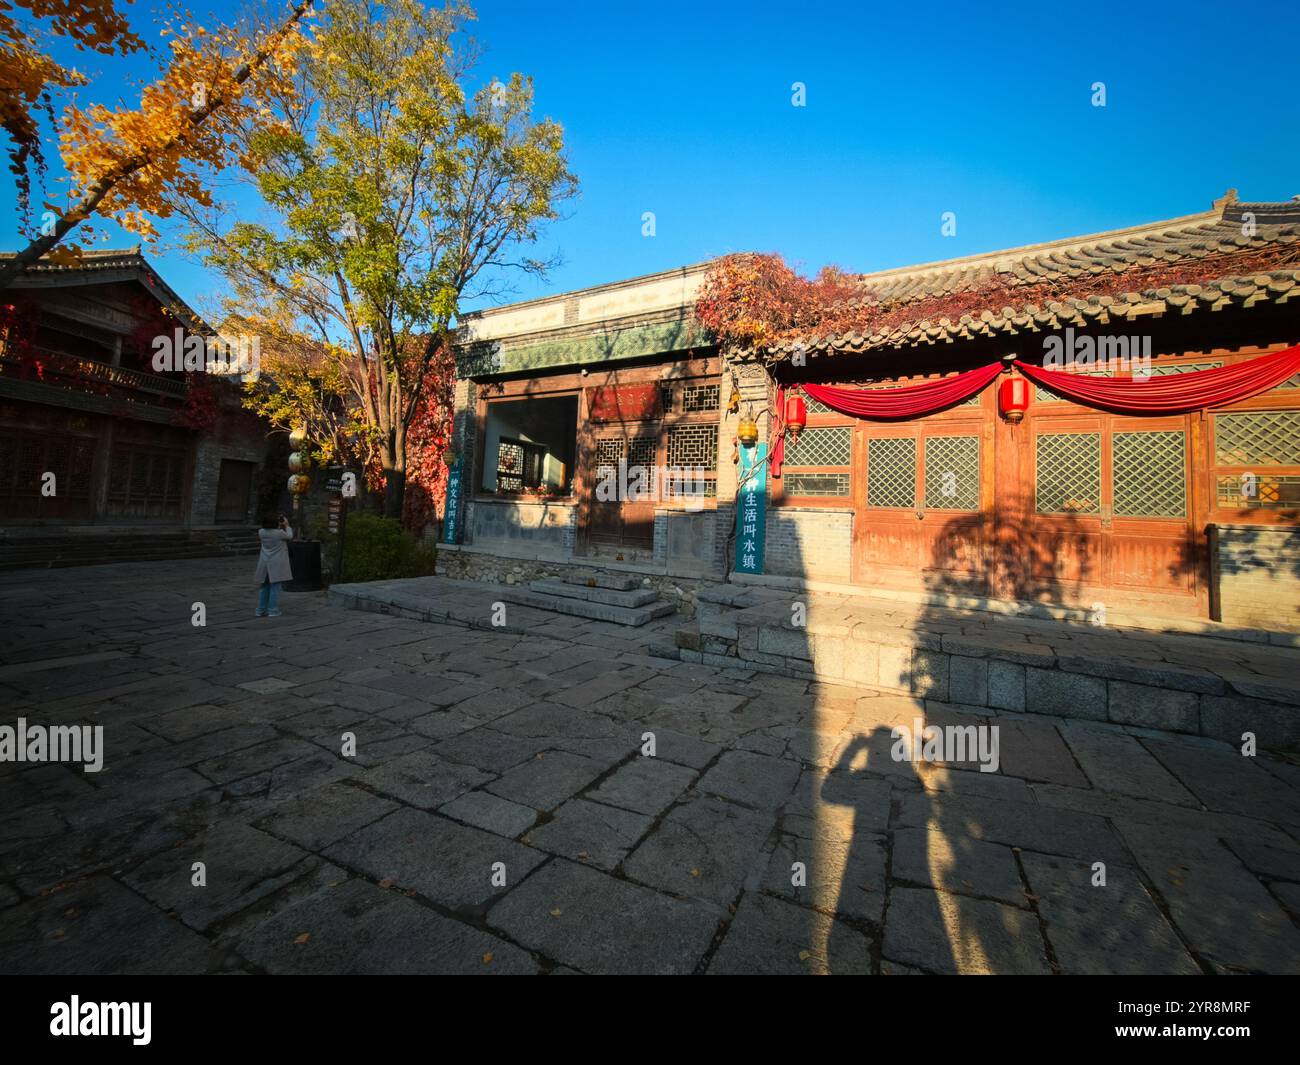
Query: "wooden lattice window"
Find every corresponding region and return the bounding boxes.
[1112,430,1186,518]
[784,426,851,497]
[1213,409,1300,511]
[923,435,980,511]
[866,437,916,509]
[1035,432,1101,514]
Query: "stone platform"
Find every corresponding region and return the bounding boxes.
[663,587,1300,751]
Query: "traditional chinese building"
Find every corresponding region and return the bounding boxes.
[0,248,271,566]
[444,190,1300,631]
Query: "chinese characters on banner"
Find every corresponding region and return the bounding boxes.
[442,458,463,545]
[734,443,767,574]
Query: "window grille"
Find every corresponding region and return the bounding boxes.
[1035,432,1101,514]
[1113,431,1186,518]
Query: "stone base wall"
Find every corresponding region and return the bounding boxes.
[670,601,1300,751]
[764,507,853,581]
[467,499,577,553]
[1214,524,1300,632]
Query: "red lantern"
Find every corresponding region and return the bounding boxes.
[784,393,807,441]
[998,376,1030,422]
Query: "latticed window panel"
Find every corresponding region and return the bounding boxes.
[681,384,720,412]
[593,438,623,488]
[660,386,674,413]
[1214,411,1300,466]
[1274,373,1300,391]
[866,437,916,508]
[1035,432,1101,514]
[803,394,834,415]
[1113,431,1186,518]
[1216,474,1300,509]
[627,437,657,468]
[923,435,980,511]
[667,424,718,469]
[784,426,851,467]
[784,472,849,497]
[497,440,526,492]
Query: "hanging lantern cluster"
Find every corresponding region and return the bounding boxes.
[287,425,311,495]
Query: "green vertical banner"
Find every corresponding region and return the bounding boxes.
[734,443,767,575]
[442,458,463,545]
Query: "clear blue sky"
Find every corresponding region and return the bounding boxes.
[4,0,1297,317]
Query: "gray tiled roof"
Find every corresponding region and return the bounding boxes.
[756,191,1300,360]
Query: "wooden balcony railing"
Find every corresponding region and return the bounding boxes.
[1,347,187,398]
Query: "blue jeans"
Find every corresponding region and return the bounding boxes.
[257,579,281,615]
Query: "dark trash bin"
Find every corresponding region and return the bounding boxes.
[285,539,323,591]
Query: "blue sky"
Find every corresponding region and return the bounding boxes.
[4,0,1297,316]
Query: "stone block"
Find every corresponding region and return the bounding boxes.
[949,656,989,706]
[1025,668,1106,720]
[1106,680,1199,734]
[988,660,1025,712]
[910,651,949,702]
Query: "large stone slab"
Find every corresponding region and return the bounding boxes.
[360,750,492,810]
[708,891,872,975]
[123,822,313,933]
[486,859,718,974]
[237,877,539,974]
[891,827,1024,905]
[882,887,1051,974]
[485,751,608,811]
[0,875,214,974]
[762,830,886,922]
[256,781,399,851]
[695,750,800,810]
[324,807,546,910]
[524,798,651,870]
[586,757,698,817]
[622,793,774,908]
[1019,851,1198,975]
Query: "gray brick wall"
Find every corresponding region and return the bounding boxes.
[1214,524,1300,631]
[188,409,267,526]
[764,507,853,580]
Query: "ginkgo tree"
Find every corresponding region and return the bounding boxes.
[186,0,578,518]
[0,0,313,288]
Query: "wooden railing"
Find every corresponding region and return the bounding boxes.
[1,347,187,398]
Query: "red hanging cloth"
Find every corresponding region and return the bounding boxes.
[797,362,1004,420]
[1014,344,1300,415]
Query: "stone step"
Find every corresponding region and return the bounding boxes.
[498,588,675,627]
[529,579,660,608]
[561,569,643,592]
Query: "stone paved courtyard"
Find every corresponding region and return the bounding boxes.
[2,556,1299,975]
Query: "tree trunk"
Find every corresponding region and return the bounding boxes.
[384,468,405,518]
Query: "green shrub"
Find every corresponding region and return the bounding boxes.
[329,512,437,583]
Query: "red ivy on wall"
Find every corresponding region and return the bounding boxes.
[697,243,1300,357]
[176,374,220,432]
[401,345,455,535]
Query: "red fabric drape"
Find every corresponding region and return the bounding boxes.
[1014,344,1300,415]
[798,362,1004,420]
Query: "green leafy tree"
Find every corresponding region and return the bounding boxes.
[185,0,577,516]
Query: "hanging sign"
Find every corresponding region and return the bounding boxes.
[442,457,463,544]
[734,443,767,575]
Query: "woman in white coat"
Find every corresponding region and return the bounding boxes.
[254,513,294,617]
